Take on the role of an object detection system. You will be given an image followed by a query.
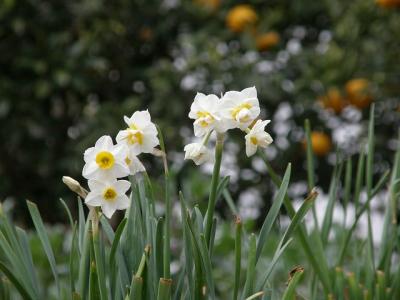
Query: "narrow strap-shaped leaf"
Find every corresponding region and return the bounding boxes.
[0,261,34,300]
[27,200,60,293]
[16,227,40,292]
[222,189,238,215]
[282,267,304,300]
[92,229,107,300]
[69,223,78,295]
[59,198,74,229]
[109,218,127,267]
[179,193,194,300]
[280,189,318,247]
[256,239,293,291]
[216,176,230,201]
[157,278,172,300]
[155,217,164,281]
[233,217,242,300]
[242,234,257,299]
[78,218,91,298]
[256,164,291,262]
[321,160,343,244]
[259,154,332,294]
[78,197,86,255]
[130,276,143,300]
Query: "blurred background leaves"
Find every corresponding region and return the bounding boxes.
[0,0,399,223]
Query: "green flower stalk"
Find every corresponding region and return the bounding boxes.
[204,132,224,246]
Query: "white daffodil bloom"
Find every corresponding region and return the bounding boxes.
[184,142,214,165]
[124,151,146,175]
[85,179,131,218]
[245,120,273,157]
[189,93,227,137]
[116,110,159,155]
[83,135,129,180]
[220,86,260,130]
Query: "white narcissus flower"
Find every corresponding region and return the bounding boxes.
[245,120,273,157]
[83,136,129,180]
[184,142,214,165]
[85,179,131,218]
[188,93,227,137]
[220,86,260,130]
[116,110,159,155]
[124,152,146,175]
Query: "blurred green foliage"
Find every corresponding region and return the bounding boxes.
[0,0,399,223]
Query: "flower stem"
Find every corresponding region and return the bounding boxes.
[204,133,224,247]
[233,216,242,300]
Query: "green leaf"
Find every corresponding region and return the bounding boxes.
[242,233,257,299]
[60,198,74,229]
[256,163,291,262]
[27,200,60,293]
[109,218,127,267]
[0,261,34,300]
[233,217,242,300]
[282,267,304,300]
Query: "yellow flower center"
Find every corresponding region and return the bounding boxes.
[231,102,252,122]
[197,111,214,127]
[250,136,258,145]
[103,188,117,202]
[125,157,132,165]
[95,151,115,169]
[126,127,143,145]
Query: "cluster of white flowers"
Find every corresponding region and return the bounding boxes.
[82,110,159,218]
[184,86,273,165]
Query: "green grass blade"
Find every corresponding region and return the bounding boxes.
[233,216,242,300]
[282,267,304,300]
[0,261,34,300]
[27,200,60,293]
[109,218,127,267]
[256,163,291,262]
[78,197,85,255]
[216,176,230,201]
[16,227,40,292]
[260,156,332,294]
[204,133,224,246]
[179,192,194,299]
[155,217,164,281]
[321,161,343,244]
[242,233,257,299]
[92,229,107,300]
[60,198,74,229]
[256,238,292,291]
[280,189,318,247]
[157,278,172,300]
[69,223,78,295]
[223,189,238,215]
[304,119,319,228]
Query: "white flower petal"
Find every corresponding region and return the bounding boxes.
[111,162,130,178]
[95,135,114,150]
[115,180,131,194]
[88,179,106,191]
[85,193,102,206]
[82,162,98,179]
[116,195,130,210]
[101,202,117,219]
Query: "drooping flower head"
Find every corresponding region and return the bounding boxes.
[184,142,214,165]
[85,178,130,218]
[220,86,260,130]
[83,135,129,180]
[245,119,273,157]
[116,110,159,155]
[189,93,227,137]
[124,151,146,175]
